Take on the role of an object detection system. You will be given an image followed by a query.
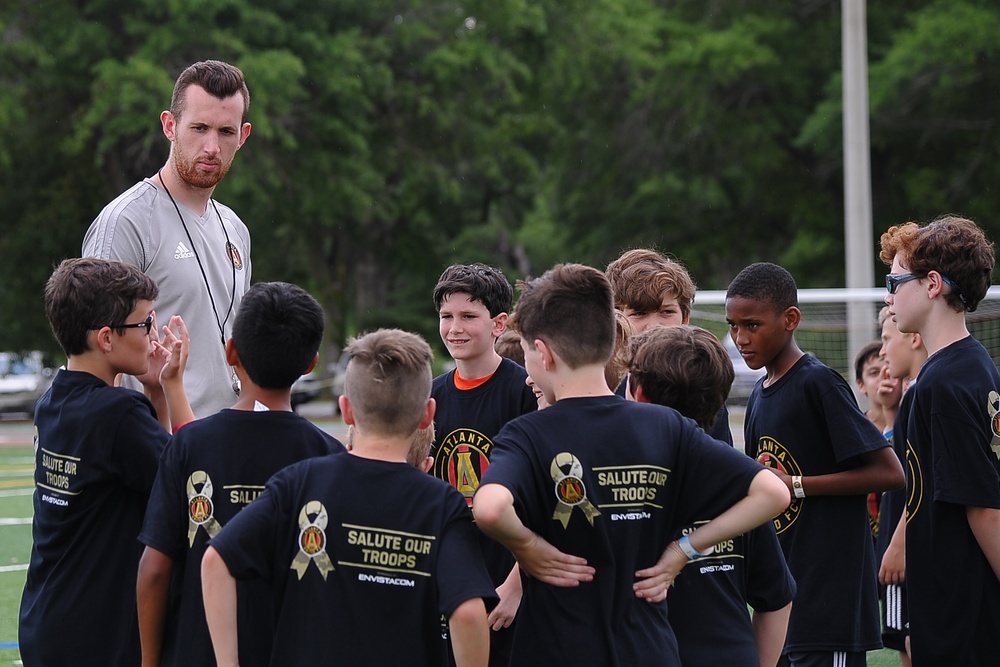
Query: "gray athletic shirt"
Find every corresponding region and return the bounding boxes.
[83,177,252,418]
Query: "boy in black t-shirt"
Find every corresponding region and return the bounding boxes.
[726,262,905,667]
[474,263,790,667]
[19,258,193,665]
[627,324,796,667]
[202,329,496,667]
[880,216,1000,666]
[431,263,536,661]
[137,281,344,667]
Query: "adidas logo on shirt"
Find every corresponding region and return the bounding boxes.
[174,241,195,260]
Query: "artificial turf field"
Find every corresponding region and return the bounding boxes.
[0,437,903,666]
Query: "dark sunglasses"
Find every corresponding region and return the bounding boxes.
[885,273,918,294]
[91,314,154,335]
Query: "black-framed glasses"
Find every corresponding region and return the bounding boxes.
[91,314,153,335]
[885,273,918,294]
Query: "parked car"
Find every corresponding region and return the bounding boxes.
[290,351,350,413]
[723,335,766,404]
[0,351,57,417]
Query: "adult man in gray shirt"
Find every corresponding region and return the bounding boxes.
[84,60,252,418]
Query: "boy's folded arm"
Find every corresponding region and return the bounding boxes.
[201,546,241,667]
[473,483,594,587]
[634,470,790,602]
[771,446,905,497]
[137,546,175,667]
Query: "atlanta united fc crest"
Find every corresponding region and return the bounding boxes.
[433,428,493,507]
[755,436,802,534]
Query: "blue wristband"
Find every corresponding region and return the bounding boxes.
[678,534,713,560]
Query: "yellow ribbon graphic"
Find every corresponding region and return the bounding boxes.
[290,500,335,581]
[549,452,601,529]
[186,471,223,546]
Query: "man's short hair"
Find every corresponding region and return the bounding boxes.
[726,262,798,314]
[171,60,250,124]
[345,329,433,437]
[232,282,324,390]
[510,264,615,369]
[605,248,696,320]
[495,329,525,366]
[880,215,994,313]
[432,263,513,318]
[628,326,734,431]
[854,341,883,383]
[45,258,158,357]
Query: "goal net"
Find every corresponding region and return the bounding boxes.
[689,287,1000,380]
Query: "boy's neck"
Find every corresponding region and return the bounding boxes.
[229,386,294,412]
[764,340,804,387]
[66,354,118,387]
[454,351,503,381]
[549,364,615,402]
[348,431,410,464]
[916,309,969,357]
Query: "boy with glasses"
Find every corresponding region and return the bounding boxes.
[880,215,1000,666]
[19,258,193,665]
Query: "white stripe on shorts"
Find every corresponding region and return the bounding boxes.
[886,584,905,630]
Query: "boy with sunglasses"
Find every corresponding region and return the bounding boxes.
[880,216,1000,666]
[19,258,193,665]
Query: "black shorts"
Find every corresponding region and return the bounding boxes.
[778,651,867,667]
[881,582,908,652]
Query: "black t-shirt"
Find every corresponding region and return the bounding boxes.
[431,357,536,586]
[482,396,764,667]
[140,409,344,667]
[744,354,888,653]
[18,369,170,665]
[875,390,912,562]
[903,336,1000,665]
[210,454,497,667]
[669,521,795,666]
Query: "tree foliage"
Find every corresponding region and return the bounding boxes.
[2,0,998,360]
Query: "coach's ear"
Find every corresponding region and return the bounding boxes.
[633,383,650,404]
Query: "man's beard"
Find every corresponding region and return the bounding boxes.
[175,155,232,190]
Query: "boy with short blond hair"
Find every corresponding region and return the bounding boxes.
[880,215,1000,666]
[202,328,496,667]
[474,263,790,667]
[431,263,536,662]
[19,258,192,665]
[727,261,905,667]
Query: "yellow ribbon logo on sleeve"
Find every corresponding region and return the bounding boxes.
[550,452,601,529]
[290,500,335,581]
[187,471,223,546]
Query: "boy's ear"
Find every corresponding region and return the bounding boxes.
[534,338,556,372]
[418,398,436,430]
[225,338,240,367]
[633,382,650,404]
[492,312,509,338]
[339,395,355,426]
[782,306,801,331]
[418,456,434,474]
[910,333,923,351]
[304,353,319,375]
[92,327,114,353]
